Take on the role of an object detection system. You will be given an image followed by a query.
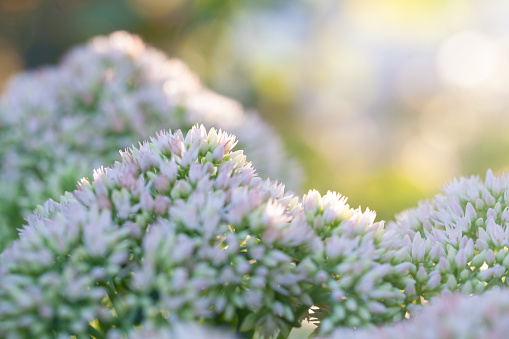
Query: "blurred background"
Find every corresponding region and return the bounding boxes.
[2,0,509,221]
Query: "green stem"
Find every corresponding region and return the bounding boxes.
[87,324,105,339]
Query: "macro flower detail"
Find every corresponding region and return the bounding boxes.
[300,190,411,334]
[385,169,509,308]
[328,288,509,339]
[0,126,308,338]
[0,31,302,251]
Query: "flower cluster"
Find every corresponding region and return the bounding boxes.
[0,31,302,250]
[2,124,434,338]
[384,169,509,306]
[109,322,238,339]
[3,29,509,335]
[4,122,509,338]
[0,126,312,338]
[300,191,411,333]
[328,288,509,339]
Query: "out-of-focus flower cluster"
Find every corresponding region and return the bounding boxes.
[0,31,302,250]
[108,322,239,339]
[328,288,509,339]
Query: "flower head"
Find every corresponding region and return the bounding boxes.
[328,288,509,339]
[0,31,302,250]
[385,169,509,309]
[0,126,307,338]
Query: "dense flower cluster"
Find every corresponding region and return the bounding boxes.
[109,322,238,339]
[3,30,509,337]
[0,126,309,338]
[1,124,435,338]
[0,31,302,250]
[2,125,509,339]
[328,288,509,339]
[384,169,509,305]
[300,191,411,333]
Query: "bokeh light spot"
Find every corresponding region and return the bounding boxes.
[438,31,500,87]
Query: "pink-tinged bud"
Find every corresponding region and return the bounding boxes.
[323,205,339,225]
[411,233,425,262]
[153,174,170,192]
[416,264,428,283]
[303,190,322,215]
[212,145,225,162]
[492,264,506,278]
[475,198,486,210]
[428,243,442,262]
[478,227,491,244]
[487,208,497,220]
[471,250,486,268]
[478,268,493,281]
[331,289,345,302]
[427,271,441,290]
[433,228,449,245]
[153,195,170,215]
[222,137,236,154]
[404,283,416,296]
[140,192,154,211]
[94,176,109,197]
[465,202,477,220]
[402,234,412,249]
[477,238,489,251]
[394,262,412,275]
[464,238,474,260]
[188,164,203,184]
[460,280,473,294]
[455,249,467,268]
[445,274,457,291]
[207,128,219,149]
[486,249,496,266]
[485,193,496,207]
[160,160,178,182]
[96,194,112,210]
[451,200,463,217]
[487,218,505,247]
[439,257,450,273]
[315,270,328,283]
[367,301,387,314]
[171,180,192,199]
[494,201,502,214]
[169,135,185,158]
[485,168,494,187]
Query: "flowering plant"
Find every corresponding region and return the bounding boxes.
[0,125,314,338]
[0,31,301,251]
[2,32,509,339]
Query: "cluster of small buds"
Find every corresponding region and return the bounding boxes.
[0,31,302,251]
[107,322,238,339]
[300,190,411,334]
[0,126,310,338]
[385,169,509,309]
[328,288,509,339]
